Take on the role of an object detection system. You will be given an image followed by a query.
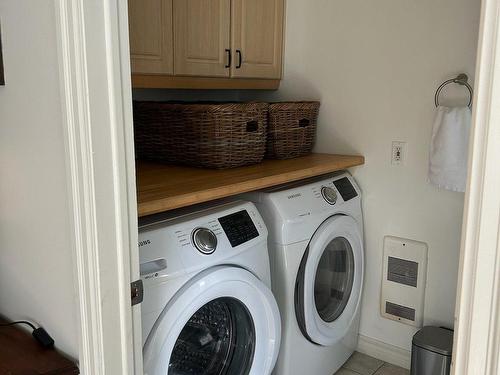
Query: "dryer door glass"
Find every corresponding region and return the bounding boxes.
[314,237,355,322]
[168,297,255,375]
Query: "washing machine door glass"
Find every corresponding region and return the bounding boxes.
[168,297,255,375]
[143,266,281,375]
[314,237,355,323]
[296,215,364,346]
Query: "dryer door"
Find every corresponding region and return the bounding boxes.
[143,265,281,375]
[295,215,364,346]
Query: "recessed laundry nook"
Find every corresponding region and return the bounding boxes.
[127,0,479,372]
[2,0,498,375]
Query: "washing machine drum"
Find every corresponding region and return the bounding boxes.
[143,266,281,375]
[295,215,364,346]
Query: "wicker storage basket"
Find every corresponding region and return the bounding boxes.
[133,101,268,169]
[266,101,320,159]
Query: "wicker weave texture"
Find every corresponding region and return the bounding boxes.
[266,101,320,159]
[134,101,268,169]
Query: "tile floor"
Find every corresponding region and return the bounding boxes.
[334,352,410,375]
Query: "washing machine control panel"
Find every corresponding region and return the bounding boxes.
[138,202,267,282]
[192,227,218,254]
[218,210,259,247]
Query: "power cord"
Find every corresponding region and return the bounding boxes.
[0,320,55,348]
[0,320,36,330]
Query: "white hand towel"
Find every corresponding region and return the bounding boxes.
[428,106,471,192]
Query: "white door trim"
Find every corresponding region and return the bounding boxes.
[55,0,142,373]
[452,0,500,373]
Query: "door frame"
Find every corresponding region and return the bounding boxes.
[54,0,500,373]
[452,0,500,373]
[55,0,142,374]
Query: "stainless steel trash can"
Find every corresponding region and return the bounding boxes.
[411,326,453,375]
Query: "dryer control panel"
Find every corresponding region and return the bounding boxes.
[333,177,358,202]
[241,172,362,245]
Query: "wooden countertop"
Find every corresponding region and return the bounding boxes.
[137,153,364,216]
[0,318,79,375]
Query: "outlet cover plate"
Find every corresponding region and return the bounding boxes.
[392,141,406,165]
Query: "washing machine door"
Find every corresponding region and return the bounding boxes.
[143,265,281,375]
[295,214,364,346]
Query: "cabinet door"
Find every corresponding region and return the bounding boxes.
[231,0,284,79]
[173,0,231,77]
[128,0,173,75]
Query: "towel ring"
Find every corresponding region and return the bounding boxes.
[435,73,473,108]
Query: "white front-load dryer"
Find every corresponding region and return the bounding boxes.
[138,201,281,375]
[243,172,364,375]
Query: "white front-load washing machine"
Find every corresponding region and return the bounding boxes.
[243,172,364,375]
[138,201,281,375]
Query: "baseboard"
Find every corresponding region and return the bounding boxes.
[356,334,412,369]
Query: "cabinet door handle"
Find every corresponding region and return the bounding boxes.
[225,49,231,68]
[236,50,242,69]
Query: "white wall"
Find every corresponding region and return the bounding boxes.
[0,1,78,358]
[242,0,480,351]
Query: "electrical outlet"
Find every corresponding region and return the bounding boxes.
[392,141,406,165]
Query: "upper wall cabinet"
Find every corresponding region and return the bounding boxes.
[128,0,285,89]
[231,0,284,79]
[174,0,231,77]
[128,0,173,75]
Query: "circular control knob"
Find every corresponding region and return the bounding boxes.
[192,228,217,254]
[321,186,337,205]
